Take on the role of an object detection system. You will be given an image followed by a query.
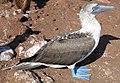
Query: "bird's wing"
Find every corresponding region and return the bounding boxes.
[23,32,95,65]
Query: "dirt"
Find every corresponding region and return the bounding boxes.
[0,0,120,83]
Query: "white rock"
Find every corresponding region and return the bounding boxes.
[18,46,25,56]
[0,46,14,61]
[29,39,35,44]
[14,70,40,83]
[16,9,22,13]
[24,40,47,58]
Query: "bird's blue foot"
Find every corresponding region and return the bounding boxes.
[72,66,91,80]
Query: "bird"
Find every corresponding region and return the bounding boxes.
[2,3,115,80]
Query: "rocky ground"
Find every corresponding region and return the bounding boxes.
[0,0,120,83]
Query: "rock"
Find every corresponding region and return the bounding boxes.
[38,72,54,83]
[24,40,47,58]
[18,46,25,56]
[14,70,40,83]
[42,76,54,83]
[0,46,14,61]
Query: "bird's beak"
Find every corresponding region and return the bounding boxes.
[92,4,116,15]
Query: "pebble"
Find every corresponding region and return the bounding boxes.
[18,46,25,55]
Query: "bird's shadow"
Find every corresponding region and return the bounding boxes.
[0,26,40,57]
[76,34,120,66]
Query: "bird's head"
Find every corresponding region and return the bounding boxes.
[81,3,116,16]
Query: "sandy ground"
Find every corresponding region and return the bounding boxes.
[0,0,120,83]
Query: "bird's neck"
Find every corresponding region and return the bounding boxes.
[79,11,101,45]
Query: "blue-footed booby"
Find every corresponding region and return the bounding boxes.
[2,3,115,80]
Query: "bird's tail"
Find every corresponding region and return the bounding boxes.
[1,62,43,70]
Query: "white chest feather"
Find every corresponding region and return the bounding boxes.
[79,11,101,49]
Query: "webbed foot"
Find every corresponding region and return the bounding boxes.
[72,66,91,80]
